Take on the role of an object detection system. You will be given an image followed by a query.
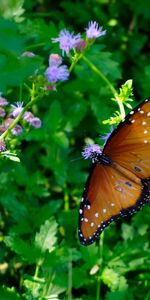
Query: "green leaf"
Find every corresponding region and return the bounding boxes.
[1,151,20,162]
[0,286,21,300]
[44,100,63,133]
[0,0,25,22]
[101,268,120,290]
[0,193,28,221]
[121,224,134,241]
[4,236,36,263]
[86,45,122,81]
[114,80,134,108]
[0,18,42,91]
[53,131,69,148]
[35,218,58,255]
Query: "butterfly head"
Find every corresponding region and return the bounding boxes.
[82,144,102,163]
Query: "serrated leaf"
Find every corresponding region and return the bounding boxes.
[35,218,58,255]
[4,236,36,263]
[0,193,27,221]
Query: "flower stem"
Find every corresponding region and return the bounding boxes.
[116,97,126,119]
[96,232,104,300]
[0,89,40,141]
[69,53,82,74]
[64,187,69,211]
[82,56,117,96]
[82,55,126,119]
[68,249,72,300]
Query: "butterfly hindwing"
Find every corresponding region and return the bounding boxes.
[78,163,149,245]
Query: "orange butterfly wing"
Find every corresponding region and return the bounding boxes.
[79,98,150,245]
[78,164,149,245]
[104,99,150,179]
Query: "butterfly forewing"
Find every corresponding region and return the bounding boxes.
[104,99,150,179]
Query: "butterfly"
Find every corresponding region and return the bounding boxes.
[78,98,150,246]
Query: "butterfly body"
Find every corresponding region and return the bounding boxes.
[79,98,150,246]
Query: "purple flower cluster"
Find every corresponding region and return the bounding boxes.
[52,29,81,56]
[0,97,42,152]
[45,54,69,87]
[82,144,102,160]
[45,21,106,88]
[52,21,106,56]
[85,21,106,39]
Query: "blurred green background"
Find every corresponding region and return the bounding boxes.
[0,0,150,299]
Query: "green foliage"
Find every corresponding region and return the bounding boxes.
[0,1,150,300]
[0,286,21,300]
[0,0,25,22]
[0,17,42,91]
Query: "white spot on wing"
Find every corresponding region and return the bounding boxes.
[103,208,107,213]
[144,130,148,134]
[95,212,99,218]
[142,121,147,125]
[147,112,150,117]
[144,140,148,143]
[91,222,94,227]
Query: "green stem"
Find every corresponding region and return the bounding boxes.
[96,232,104,300]
[34,263,40,279]
[26,42,45,50]
[64,187,69,211]
[117,98,126,119]
[32,262,40,296]
[82,56,117,96]
[145,289,150,300]
[0,84,40,141]
[69,53,82,74]
[68,249,72,300]
[82,55,126,119]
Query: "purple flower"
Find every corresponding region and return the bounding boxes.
[85,21,106,39]
[11,125,23,136]
[75,39,87,52]
[22,51,35,57]
[4,118,14,128]
[0,107,6,117]
[11,102,24,118]
[0,97,8,106]
[45,64,69,83]
[0,139,6,152]
[49,54,62,66]
[52,29,81,56]
[0,126,6,135]
[82,144,102,160]
[29,117,42,128]
[23,111,34,122]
